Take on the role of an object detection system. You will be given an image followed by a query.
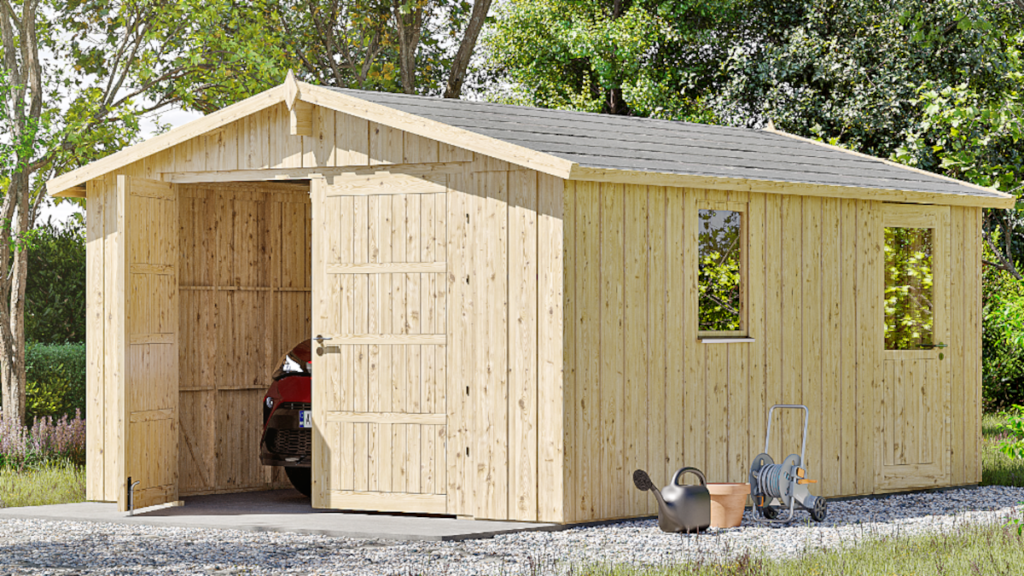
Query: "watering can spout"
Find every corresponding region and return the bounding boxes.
[632,469,672,520]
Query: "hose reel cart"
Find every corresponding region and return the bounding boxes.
[749,404,828,523]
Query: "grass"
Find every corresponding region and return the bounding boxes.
[575,522,1024,575]
[982,412,1024,487]
[0,461,85,508]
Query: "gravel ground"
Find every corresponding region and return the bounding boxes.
[1,485,1023,575]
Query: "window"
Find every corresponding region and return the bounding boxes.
[698,205,745,335]
[884,226,934,350]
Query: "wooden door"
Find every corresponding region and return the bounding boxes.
[311,172,448,513]
[876,204,951,491]
[118,176,179,511]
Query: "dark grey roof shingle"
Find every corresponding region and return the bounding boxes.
[330,87,1004,201]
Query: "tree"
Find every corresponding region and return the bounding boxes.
[485,0,1022,156]
[1,0,282,426]
[25,218,86,344]
[715,0,1023,157]
[274,0,493,97]
[894,78,1024,279]
[482,0,740,120]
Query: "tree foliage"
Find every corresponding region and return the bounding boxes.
[2,0,283,425]
[25,219,85,345]
[482,0,740,120]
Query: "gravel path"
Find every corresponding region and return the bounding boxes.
[1,485,1023,575]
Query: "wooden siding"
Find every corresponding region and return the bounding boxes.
[86,174,121,502]
[177,181,311,496]
[445,157,566,521]
[561,181,984,523]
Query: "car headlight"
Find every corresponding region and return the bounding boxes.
[265,396,274,409]
[271,352,310,380]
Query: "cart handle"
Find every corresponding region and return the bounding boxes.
[764,404,809,462]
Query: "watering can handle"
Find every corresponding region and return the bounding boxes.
[670,467,706,487]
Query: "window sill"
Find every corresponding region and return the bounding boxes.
[699,337,755,344]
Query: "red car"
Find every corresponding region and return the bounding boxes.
[261,339,313,496]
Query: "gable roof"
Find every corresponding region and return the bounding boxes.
[324,87,1013,208]
[47,79,1015,209]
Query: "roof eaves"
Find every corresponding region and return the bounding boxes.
[569,165,1017,209]
[763,127,1015,206]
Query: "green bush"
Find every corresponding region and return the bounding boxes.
[25,218,86,344]
[982,269,1024,411]
[24,343,86,421]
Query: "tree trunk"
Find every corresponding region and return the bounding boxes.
[444,0,492,99]
[393,1,424,94]
[0,0,42,428]
[0,175,29,428]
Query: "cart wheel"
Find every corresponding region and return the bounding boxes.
[810,497,827,522]
[759,505,778,520]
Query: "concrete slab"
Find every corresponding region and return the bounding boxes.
[0,490,559,541]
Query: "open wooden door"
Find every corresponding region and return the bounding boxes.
[876,204,951,491]
[311,171,448,513]
[117,176,180,512]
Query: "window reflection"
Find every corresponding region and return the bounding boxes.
[884,227,934,350]
[698,209,742,332]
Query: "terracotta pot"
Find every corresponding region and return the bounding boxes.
[706,483,750,528]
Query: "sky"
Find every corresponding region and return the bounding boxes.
[40,107,205,225]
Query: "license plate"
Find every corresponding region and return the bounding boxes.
[299,410,312,428]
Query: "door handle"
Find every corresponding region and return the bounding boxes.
[313,335,338,356]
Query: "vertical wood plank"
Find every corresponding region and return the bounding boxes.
[335,112,370,166]
[509,170,538,521]
[560,180,577,523]
[370,122,404,165]
[538,174,565,522]
[86,179,106,501]
[312,107,336,167]
[600,182,624,520]
[623,184,648,514]
[681,188,704,476]
[746,192,766,486]
[576,180,601,521]
[763,194,783,460]
[840,199,858,495]
[801,197,823,482]
[857,201,880,494]
[646,186,667,515]
[781,196,803,456]
[821,198,842,495]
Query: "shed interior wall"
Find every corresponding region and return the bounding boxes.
[561,181,983,523]
[177,181,312,496]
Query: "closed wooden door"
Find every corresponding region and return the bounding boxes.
[876,204,951,491]
[118,176,180,511]
[311,172,448,513]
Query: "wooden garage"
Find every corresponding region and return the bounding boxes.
[49,74,1014,523]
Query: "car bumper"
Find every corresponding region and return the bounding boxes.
[260,403,312,468]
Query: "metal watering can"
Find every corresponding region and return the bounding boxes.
[633,467,711,533]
